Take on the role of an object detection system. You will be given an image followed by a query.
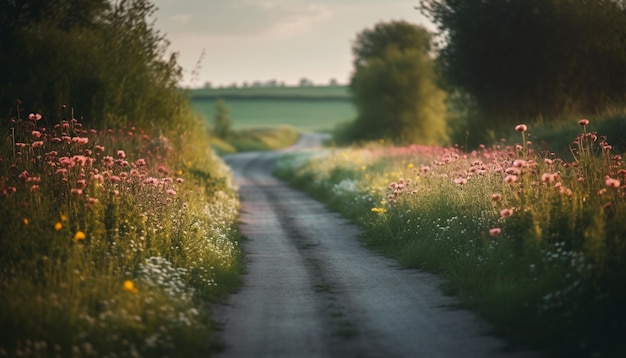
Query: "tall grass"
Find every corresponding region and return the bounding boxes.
[0,110,242,357]
[276,118,626,357]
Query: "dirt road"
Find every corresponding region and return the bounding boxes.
[216,133,537,358]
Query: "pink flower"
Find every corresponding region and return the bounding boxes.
[515,124,527,132]
[31,130,42,138]
[578,118,589,126]
[421,166,431,173]
[166,189,177,196]
[541,173,556,183]
[117,150,126,159]
[500,208,514,218]
[605,177,620,188]
[71,188,83,195]
[28,113,42,121]
[71,137,89,145]
[94,145,105,152]
[504,175,518,184]
[491,193,502,201]
[489,228,501,237]
[109,176,121,183]
[134,159,146,167]
[30,185,39,191]
[512,159,526,168]
[32,141,44,148]
[176,178,184,183]
[505,167,521,175]
[454,178,467,185]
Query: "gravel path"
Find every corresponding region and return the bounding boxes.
[215,133,539,358]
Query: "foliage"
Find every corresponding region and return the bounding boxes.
[0,0,185,131]
[276,117,626,357]
[346,21,449,145]
[0,112,242,356]
[419,0,626,123]
[213,98,232,139]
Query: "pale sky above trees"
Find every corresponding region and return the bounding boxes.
[151,0,433,87]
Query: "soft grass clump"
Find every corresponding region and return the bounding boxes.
[276,118,626,357]
[0,111,242,357]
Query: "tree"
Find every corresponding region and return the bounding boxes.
[0,0,184,131]
[347,21,448,145]
[213,98,232,139]
[419,0,626,122]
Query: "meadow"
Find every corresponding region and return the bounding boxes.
[0,111,242,357]
[275,117,626,357]
[189,86,356,133]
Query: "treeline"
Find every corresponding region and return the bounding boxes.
[341,0,626,145]
[0,0,191,132]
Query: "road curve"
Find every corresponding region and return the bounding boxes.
[215,133,538,358]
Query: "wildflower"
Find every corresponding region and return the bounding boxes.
[491,193,502,202]
[117,150,126,159]
[71,188,83,196]
[504,175,518,184]
[123,280,138,294]
[500,208,514,218]
[515,124,527,132]
[512,159,526,168]
[31,185,40,191]
[578,118,589,127]
[176,177,184,183]
[54,222,62,231]
[134,159,146,167]
[166,189,177,196]
[489,228,501,237]
[541,173,556,183]
[371,207,387,213]
[28,113,42,121]
[605,177,620,188]
[60,214,68,222]
[71,137,89,145]
[421,166,431,173]
[109,176,121,183]
[454,178,467,185]
[23,218,29,225]
[31,130,42,138]
[73,231,86,242]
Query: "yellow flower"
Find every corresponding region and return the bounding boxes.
[123,280,138,294]
[176,169,184,176]
[73,231,86,242]
[371,207,387,214]
[54,222,62,231]
[60,214,68,222]
[23,218,29,225]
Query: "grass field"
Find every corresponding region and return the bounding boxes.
[190,86,356,133]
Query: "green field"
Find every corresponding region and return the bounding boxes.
[190,86,357,132]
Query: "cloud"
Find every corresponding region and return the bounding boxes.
[171,13,192,25]
[153,0,335,38]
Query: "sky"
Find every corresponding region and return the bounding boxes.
[150,0,434,88]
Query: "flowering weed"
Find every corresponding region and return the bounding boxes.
[277,118,626,357]
[0,111,241,356]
